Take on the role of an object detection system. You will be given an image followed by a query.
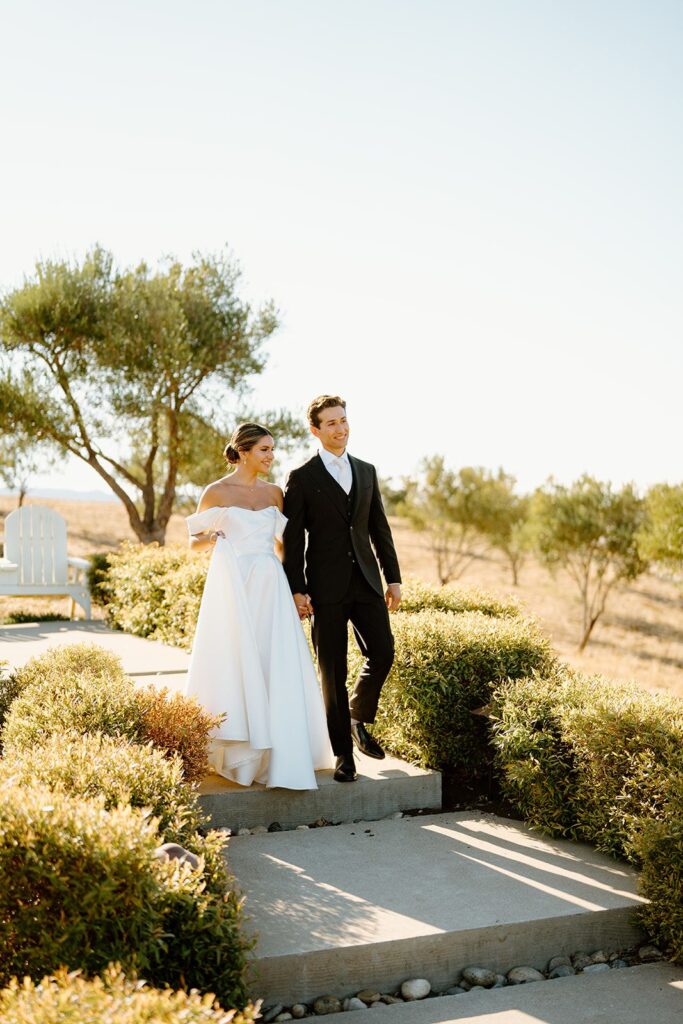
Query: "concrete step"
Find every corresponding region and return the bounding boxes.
[199,754,441,830]
[227,811,646,1005]
[327,963,683,1024]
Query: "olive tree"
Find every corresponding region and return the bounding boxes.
[0,247,278,544]
[531,475,648,650]
[474,470,532,585]
[399,458,494,584]
[638,483,683,578]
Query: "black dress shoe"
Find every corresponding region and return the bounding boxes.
[334,755,358,782]
[351,722,385,760]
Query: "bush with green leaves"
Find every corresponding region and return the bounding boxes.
[348,609,554,771]
[635,775,683,962]
[0,732,203,846]
[105,542,208,649]
[399,576,520,617]
[0,966,259,1024]
[0,781,167,987]
[0,781,249,1006]
[87,550,114,607]
[2,645,141,755]
[489,667,683,962]
[1,645,218,783]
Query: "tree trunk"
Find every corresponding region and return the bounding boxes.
[137,523,168,546]
[578,613,600,652]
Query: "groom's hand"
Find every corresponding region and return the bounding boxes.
[294,593,314,619]
[385,584,402,612]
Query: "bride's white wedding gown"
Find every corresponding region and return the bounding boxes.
[184,504,333,789]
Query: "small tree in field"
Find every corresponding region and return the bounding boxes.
[638,483,683,578]
[0,432,47,508]
[531,475,648,651]
[0,247,278,544]
[399,458,493,584]
[475,470,532,585]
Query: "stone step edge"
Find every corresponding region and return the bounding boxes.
[198,772,442,830]
[246,905,644,1005]
[305,963,683,1024]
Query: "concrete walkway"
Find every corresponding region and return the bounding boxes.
[0,620,189,691]
[329,964,683,1024]
[230,811,646,1004]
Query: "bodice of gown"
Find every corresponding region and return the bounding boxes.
[186,504,287,557]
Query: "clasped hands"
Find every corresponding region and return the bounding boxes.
[294,583,402,620]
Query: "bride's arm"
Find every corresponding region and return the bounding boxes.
[189,486,225,553]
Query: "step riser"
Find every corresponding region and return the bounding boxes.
[248,907,644,1004]
[200,772,442,829]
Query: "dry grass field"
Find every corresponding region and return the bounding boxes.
[2,496,682,699]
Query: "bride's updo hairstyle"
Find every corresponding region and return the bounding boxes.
[223,423,273,465]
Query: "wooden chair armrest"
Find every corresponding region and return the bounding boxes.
[68,557,90,570]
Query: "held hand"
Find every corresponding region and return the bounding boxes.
[385,583,402,612]
[293,593,314,620]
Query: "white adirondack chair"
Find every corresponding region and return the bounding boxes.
[0,506,91,619]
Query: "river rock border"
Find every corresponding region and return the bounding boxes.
[260,945,664,1020]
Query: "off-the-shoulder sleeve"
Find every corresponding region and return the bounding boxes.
[274,508,288,542]
[186,507,225,537]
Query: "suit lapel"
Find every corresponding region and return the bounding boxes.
[349,455,367,520]
[308,454,349,521]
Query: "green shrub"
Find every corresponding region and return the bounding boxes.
[490,667,683,963]
[152,828,250,1004]
[2,645,142,754]
[489,671,592,837]
[349,609,554,770]
[87,550,114,607]
[1,646,217,783]
[105,543,208,649]
[0,782,249,1006]
[0,611,69,624]
[400,576,521,617]
[0,662,20,749]
[0,781,167,987]
[490,668,683,854]
[636,776,683,962]
[0,732,204,845]
[0,966,259,1024]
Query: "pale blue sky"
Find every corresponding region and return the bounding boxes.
[1,0,681,494]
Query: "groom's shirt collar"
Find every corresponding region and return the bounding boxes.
[319,447,350,469]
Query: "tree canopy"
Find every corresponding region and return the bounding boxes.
[0,247,279,543]
[531,475,648,650]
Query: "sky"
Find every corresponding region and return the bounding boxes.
[1,0,681,496]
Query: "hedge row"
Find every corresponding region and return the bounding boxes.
[0,966,260,1024]
[0,644,220,783]
[0,645,251,1015]
[348,608,554,771]
[490,667,683,961]
[96,546,522,650]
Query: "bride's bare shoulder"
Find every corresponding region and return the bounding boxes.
[267,482,285,510]
[197,477,232,511]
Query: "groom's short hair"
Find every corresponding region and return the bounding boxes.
[308,395,346,428]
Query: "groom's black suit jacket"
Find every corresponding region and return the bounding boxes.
[283,453,401,605]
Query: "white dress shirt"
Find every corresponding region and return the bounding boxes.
[319,447,352,494]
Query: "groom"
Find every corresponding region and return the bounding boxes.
[283,395,402,782]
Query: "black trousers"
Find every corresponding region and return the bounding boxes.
[311,564,395,757]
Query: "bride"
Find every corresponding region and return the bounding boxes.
[185,422,333,789]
